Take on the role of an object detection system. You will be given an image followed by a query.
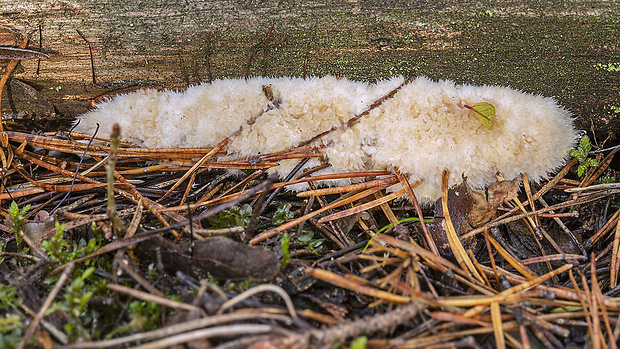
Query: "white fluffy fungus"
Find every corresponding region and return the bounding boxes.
[74,76,577,204]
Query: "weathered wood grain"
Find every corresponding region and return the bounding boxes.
[0,0,618,139]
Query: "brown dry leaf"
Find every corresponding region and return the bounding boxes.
[487,178,520,208]
[547,224,583,255]
[468,178,519,227]
[424,178,520,255]
[135,236,279,280]
[426,181,478,254]
[466,187,495,227]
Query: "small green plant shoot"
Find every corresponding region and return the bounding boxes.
[569,135,598,177]
[297,230,325,254]
[280,232,290,269]
[42,222,101,265]
[273,203,294,226]
[105,300,161,338]
[465,102,496,129]
[8,201,30,249]
[208,204,252,228]
[47,267,102,342]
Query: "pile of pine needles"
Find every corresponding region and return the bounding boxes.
[0,124,619,349]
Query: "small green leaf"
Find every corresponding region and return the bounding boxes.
[208,204,252,228]
[296,230,325,254]
[350,336,368,349]
[273,203,294,226]
[297,230,315,244]
[579,135,591,152]
[571,135,599,177]
[577,163,587,177]
[468,102,496,130]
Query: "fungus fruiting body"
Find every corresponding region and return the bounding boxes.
[74,76,577,204]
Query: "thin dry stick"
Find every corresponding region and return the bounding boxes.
[19,303,67,345]
[106,283,206,315]
[611,218,620,288]
[281,301,427,348]
[521,173,540,229]
[216,284,297,319]
[593,261,618,349]
[520,253,585,265]
[537,195,584,256]
[18,262,74,349]
[296,176,398,197]
[491,301,506,349]
[249,184,388,245]
[588,256,603,349]
[463,263,573,318]
[485,229,501,290]
[262,20,276,77]
[0,133,14,204]
[583,146,620,187]
[180,170,198,206]
[205,32,212,83]
[76,29,96,85]
[468,248,492,287]
[60,313,289,349]
[566,183,620,193]
[569,270,595,344]
[306,266,410,304]
[302,44,309,78]
[317,189,405,223]
[534,157,578,201]
[273,170,392,190]
[374,190,399,224]
[132,324,272,349]
[36,24,42,74]
[245,43,260,79]
[509,176,557,280]
[585,206,620,250]
[441,169,484,284]
[0,31,34,132]
[161,138,229,199]
[298,76,416,147]
[393,167,438,256]
[107,124,125,236]
[461,192,611,241]
[486,233,537,280]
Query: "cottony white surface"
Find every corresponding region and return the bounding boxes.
[74,76,577,204]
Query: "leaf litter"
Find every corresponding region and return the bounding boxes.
[2,111,619,349]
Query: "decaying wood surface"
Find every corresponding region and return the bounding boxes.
[0,0,619,141]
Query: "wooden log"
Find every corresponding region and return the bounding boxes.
[0,1,618,138]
